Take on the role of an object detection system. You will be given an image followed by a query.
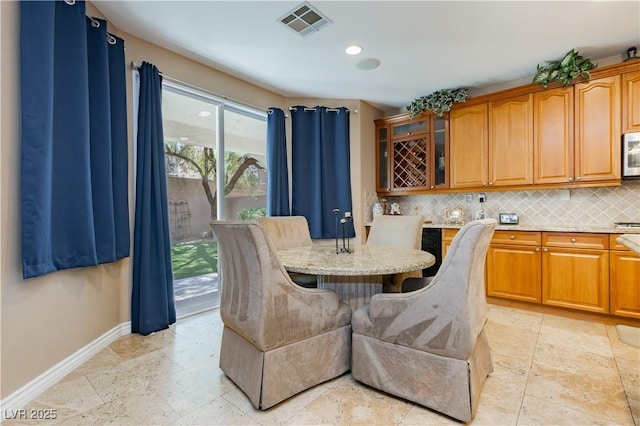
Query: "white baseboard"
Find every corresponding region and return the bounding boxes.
[0,321,131,415]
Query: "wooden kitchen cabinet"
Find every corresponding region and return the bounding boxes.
[489,94,534,186]
[534,86,574,184]
[534,76,621,185]
[486,230,541,303]
[609,235,640,319]
[541,232,609,314]
[375,113,448,194]
[450,95,533,189]
[390,118,430,191]
[574,75,621,182]
[375,115,430,193]
[622,70,640,133]
[442,228,458,258]
[450,103,488,188]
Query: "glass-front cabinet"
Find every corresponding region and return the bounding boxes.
[376,125,389,191]
[431,115,448,189]
[375,112,448,194]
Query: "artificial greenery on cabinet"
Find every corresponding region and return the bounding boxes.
[407,88,468,118]
[532,49,596,88]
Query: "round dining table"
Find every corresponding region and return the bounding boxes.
[277,241,435,310]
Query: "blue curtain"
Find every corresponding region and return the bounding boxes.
[131,62,176,335]
[266,108,290,216]
[291,106,354,239]
[20,1,129,279]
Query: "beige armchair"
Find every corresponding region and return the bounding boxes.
[352,219,497,422]
[211,221,352,410]
[366,214,425,292]
[257,216,317,288]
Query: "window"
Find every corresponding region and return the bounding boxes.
[145,77,267,317]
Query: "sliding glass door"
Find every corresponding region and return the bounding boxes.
[161,83,267,317]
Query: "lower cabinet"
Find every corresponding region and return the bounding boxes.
[486,231,541,303]
[609,235,640,319]
[443,228,630,317]
[541,234,609,314]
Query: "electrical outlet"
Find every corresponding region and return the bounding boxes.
[466,194,473,203]
[478,193,486,203]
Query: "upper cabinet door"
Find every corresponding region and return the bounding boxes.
[489,94,533,186]
[575,75,621,182]
[622,71,640,133]
[375,125,390,193]
[450,103,488,188]
[534,87,574,184]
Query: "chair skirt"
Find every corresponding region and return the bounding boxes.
[220,325,352,410]
[351,330,493,422]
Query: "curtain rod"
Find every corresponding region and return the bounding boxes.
[288,106,359,114]
[130,61,270,114]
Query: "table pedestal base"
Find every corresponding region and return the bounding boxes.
[319,275,382,311]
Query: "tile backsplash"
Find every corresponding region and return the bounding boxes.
[366,180,640,226]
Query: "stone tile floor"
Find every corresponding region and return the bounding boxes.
[5,305,639,425]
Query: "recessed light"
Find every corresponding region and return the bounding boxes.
[356,57,380,70]
[345,45,363,55]
[198,111,211,117]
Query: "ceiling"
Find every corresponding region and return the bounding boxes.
[94,1,640,113]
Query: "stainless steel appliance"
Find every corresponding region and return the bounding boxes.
[623,132,640,178]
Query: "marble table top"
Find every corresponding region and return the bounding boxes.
[277,243,435,276]
[617,234,640,255]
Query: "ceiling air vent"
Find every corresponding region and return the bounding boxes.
[278,2,332,38]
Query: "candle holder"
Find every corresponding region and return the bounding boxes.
[340,212,353,254]
[333,208,340,254]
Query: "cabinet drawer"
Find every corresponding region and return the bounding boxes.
[542,232,608,249]
[492,230,541,246]
[609,234,636,251]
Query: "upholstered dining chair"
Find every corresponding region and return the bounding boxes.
[211,221,352,410]
[351,219,497,422]
[366,214,425,292]
[257,216,317,288]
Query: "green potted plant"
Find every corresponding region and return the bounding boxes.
[533,49,597,88]
[407,88,468,118]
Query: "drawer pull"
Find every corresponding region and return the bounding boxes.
[509,235,516,240]
[571,238,577,243]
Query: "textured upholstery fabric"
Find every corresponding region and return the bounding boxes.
[211,221,352,410]
[366,215,425,292]
[257,216,317,287]
[352,219,497,422]
[257,216,313,250]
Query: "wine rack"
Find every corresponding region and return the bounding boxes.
[392,137,428,188]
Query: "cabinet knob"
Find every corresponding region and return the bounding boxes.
[489,182,493,186]
[535,247,540,252]
[483,182,487,186]
[407,132,411,136]
[543,248,548,252]
[571,238,577,243]
[510,235,516,240]
[576,176,581,181]
[568,177,573,182]
[430,185,435,189]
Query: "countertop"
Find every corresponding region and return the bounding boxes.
[365,220,640,234]
[617,234,640,254]
[421,222,640,234]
